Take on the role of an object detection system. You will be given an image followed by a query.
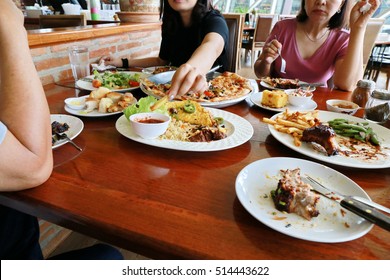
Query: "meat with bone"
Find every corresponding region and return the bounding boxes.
[301,124,340,156]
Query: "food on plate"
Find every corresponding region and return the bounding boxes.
[288,88,313,97]
[271,168,320,221]
[327,118,380,145]
[124,96,227,142]
[51,121,69,145]
[261,89,288,108]
[262,77,300,89]
[141,71,253,102]
[151,66,177,74]
[92,70,141,89]
[263,109,320,146]
[301,124,340,156]
[83,87,137,113]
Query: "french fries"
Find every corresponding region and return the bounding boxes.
[263,109,320,146]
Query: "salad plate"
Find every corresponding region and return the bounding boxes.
[235,157,373,243]
[76,71,142,92]
[250,91,317,112]
[116,108,253,152]
[51,114,84,149]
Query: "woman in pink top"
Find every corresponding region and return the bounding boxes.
[254,0,379,91]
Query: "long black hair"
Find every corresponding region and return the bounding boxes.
[296,0,349,29]
[160,0,216,34]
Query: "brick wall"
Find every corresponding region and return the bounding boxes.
[31,29,161,85]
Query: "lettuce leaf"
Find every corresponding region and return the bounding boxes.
[124,96,167,119]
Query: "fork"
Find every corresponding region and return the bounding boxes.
[56,133,83,151]
[305,175,390,215]
[274,36,286,74]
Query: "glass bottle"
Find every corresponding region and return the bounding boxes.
[351,79,376,108]
[364,89,390,123]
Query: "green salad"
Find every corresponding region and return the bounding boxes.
[92,70,141,89]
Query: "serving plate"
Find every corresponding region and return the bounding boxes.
[115,108,253,152]
[76,71,142,92]
[269,110,390,168]
[235,157,373,243]
[51,114,84,149]
[260,80,316,92]
[250,91,317,112]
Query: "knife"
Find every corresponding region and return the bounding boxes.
[302,176,390,231]
[299,82,325,88]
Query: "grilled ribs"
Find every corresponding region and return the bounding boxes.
[301,124,339,156]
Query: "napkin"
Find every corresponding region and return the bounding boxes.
[91,60,116,71]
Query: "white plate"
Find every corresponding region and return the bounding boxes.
[142,66,177,75]
[260,80,316,92]
[250,91,317,112]
[269,110,390,168]
[141,79,259,109]
[235,157,373,243]
[115,108,254,152]
[64,95,126,117]
[51,114,84,149]
[75,71,141,92]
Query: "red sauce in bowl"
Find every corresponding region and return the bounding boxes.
[137,118,165,124]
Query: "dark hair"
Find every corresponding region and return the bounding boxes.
[296,0,349,29]
[160,0,215,34]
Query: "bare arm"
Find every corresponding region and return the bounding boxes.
[254,39,282,78]
[168,32,225,98]
[333,0,380,91]
[0,0,53,191]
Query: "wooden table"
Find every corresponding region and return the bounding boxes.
[0,83,389,260]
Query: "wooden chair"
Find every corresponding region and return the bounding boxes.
[39,14,87,29]
[248,14,278,67]
[223,13,244,73]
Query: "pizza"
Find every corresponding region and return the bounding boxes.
[262,77,300,89]
[141,71,253,102]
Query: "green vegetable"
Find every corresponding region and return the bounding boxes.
[123,96,167,119]
[214,117,224,125]
[183,102,196,113]
[93,70,140,89]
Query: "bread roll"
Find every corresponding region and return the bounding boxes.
[98,97,114,113]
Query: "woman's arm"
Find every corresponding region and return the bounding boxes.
[254,38,282,78]
[0,0,53,191]
[333,0,380,91]
[168,32,225,98]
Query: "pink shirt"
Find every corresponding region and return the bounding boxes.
[267,19,349,86]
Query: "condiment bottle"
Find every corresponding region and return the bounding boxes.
[351,79,376,108]
[364,89,390,123]
[90,0,101,20]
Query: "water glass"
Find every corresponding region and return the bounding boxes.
[68,46,90,81]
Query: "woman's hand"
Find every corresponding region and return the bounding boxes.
[98,55,122,67]
[167,63,208,99]
[349,0,380,30]
[260,39,283,64]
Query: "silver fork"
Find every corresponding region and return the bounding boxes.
[56,133,83,151]
[275,35,286,74]
[305,175,390,215]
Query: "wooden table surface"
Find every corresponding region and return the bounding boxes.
[0,82,389,260]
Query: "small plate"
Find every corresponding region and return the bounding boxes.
[51,114,84,149]
[250,91,317,112]
[235,157,373,243]
[142,66,177,75]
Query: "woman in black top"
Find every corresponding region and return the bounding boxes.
[100,0,228,99]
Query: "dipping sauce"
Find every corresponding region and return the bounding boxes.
[334,103,356,109]
[137,118,165,124]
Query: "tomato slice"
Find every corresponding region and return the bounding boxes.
[204,90,214,97]
[128,81,140,87]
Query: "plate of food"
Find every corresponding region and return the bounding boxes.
[116,97,254,152]
[76,71,143,92]
[142,66,177,75]
[140,71,257,108]
[51,114,84,149]
[235,157,373,243]
[260,77,316,91]
[250,89,317,112]
[64,87,137,117]
[264,110,390,168]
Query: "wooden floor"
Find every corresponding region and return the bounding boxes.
[40,52,388,260]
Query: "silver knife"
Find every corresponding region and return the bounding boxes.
[302,176,390,231]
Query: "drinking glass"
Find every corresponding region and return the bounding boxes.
[68,45,90,82]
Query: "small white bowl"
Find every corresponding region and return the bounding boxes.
[65,97,86,110]
[326,99,359,115]
[130,112,170,139]
[285,89,313,107]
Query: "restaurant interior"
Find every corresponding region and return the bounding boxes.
[1,0,390,260]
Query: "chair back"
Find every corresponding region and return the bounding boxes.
[39,14,87,29]
[253,14,278,46]
[363,18,385,67]
[223,13,244,73]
